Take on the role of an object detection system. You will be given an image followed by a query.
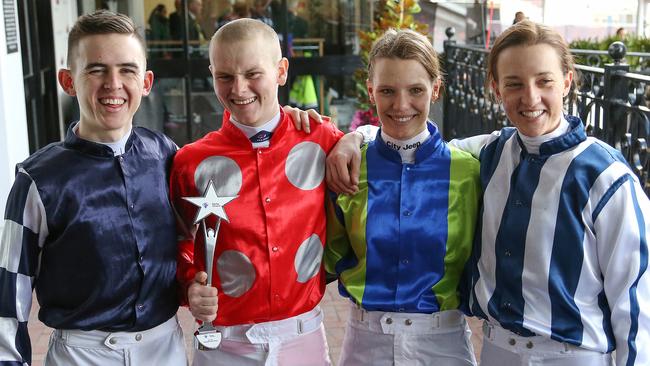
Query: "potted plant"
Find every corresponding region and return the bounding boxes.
[350,0,428,131]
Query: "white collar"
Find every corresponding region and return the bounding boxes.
[381,127,430,164]
[518,116,571,155]
[230,112,281,148]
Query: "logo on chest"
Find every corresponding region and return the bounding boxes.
[386,141,421,151]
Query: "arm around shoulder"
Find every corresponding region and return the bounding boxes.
[449,132,499,159]
[325,129,371,195]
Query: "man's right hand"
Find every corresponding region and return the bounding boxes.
[187,271,219,323]
[282,105,327,133]
[326,131,364,194]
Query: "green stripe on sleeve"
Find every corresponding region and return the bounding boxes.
[432,146,481,310]
[332,147,370,305]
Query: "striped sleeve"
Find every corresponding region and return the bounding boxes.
[0,168,47,366]
[324,190,350,275]
[591,166,650,366]
[325,146,370,304]
[432,147,481,310]
[449,132,499,159]
[354,125,379,145]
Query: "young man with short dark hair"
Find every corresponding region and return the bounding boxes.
[0,10,185,365]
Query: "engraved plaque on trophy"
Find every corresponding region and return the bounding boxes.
[182,180,236,350]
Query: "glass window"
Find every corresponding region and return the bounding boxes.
[79,0,369,144]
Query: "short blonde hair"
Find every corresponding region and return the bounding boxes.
[209,18,281,64]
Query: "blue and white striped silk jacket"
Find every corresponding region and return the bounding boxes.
[455,115,650,366]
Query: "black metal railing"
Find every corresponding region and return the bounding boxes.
[442,27,650,193]
[571,48,650,69]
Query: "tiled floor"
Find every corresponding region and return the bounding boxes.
[27,282,483,365]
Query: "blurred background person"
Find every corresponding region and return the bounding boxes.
[252,0,274,27]
[170,0,205,44]
[148,4,172,59]
[169,0,183,41]
[216,1,251,30]
[187,0,206,45]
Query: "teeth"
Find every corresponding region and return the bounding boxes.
[391,115,414,122]
[521,110,543,118]
[232,97,256,105]
[100,98,125,105]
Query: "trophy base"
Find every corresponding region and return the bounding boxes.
[194,325,222,350]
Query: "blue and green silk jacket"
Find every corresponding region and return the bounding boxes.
[325,122,481,313]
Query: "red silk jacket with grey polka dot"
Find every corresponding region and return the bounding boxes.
[171,109,343,326]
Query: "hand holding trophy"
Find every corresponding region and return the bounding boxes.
[183,180,236,350]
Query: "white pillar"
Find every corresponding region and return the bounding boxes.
[0,0,29,227]
[128,2,146,40]
[52,0,79,140]
[637,0,646,37]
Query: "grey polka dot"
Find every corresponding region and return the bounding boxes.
[285,142,325,190]
[217,250,256,297]
[294,234,323,283]
[194,156,242,196]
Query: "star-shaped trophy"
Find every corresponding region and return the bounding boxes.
[183,180,236,350]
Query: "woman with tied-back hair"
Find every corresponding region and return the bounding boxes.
[325,28,481,366]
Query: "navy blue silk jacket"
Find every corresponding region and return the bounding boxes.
[0,123,179,365]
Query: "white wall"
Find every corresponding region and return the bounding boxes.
[432,2,468,52]
[0,0,29,229]
[52,0,79,137]
[128,2,146,40]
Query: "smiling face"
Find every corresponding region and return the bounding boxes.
[209,36,287,127]
[368,57,439,140]
[493,43,572,137]
[58,33,153,142]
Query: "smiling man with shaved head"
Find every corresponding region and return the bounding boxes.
[170,18,343,366]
